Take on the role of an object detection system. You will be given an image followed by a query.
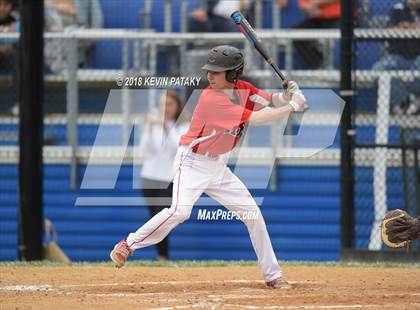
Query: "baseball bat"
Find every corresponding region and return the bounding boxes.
[231,11,288,89]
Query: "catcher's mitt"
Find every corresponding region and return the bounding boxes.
[381,209,420,249]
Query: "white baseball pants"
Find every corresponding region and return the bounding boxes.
[126,146,282,282]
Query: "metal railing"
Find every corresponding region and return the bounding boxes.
[1,29,419,190]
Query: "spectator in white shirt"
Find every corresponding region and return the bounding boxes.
[139,91,189,260]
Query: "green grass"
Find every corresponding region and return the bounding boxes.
[1,260,419,269]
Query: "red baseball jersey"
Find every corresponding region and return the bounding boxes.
[179,80,271,156]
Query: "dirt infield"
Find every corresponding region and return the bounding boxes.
[1,263,420,309]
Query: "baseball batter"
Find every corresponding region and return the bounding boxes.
[111,45,308,288]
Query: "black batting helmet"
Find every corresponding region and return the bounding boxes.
[201,45,244,83]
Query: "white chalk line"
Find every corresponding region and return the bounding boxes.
[0,285,55,292]
[85,288,271,299]
[150,303,420,310]
[59,279,266,288]
[150,302,215,310]
[86,292,167,298]
[59,279,319,288]
[59,280,323,288]
[0,279,317,290]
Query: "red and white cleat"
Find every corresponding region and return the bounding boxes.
[110,240,133,268]
[266,276,291,289]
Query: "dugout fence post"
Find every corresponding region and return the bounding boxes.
[164,0,172,33]
[67,37,79,190]
[18,0,44,260]
[254,0,263,29]
[415,144,420,220]
[400,129,410,212]
[121,39,131,146]
[339,0,355,252]
[272,0,280,30]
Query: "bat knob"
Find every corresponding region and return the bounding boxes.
[231,11,243,24]
[282,80,289,90]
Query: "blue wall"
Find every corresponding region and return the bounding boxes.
[2,162,410,262]
[1,160,413,261]
[0,164,341,261]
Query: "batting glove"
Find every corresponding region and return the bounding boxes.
[282,80,300,102]
[288,91,308,112]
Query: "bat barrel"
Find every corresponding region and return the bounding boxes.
[231,9,288,87]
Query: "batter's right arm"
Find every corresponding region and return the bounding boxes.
[248,92,308,126]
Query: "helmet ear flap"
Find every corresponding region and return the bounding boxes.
[225,70,236,83]
[236,63,244,76]
[225,63,243,83]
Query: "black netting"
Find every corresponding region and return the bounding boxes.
[353,0,420,251]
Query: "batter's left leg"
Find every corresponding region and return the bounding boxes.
[205,167,282,283]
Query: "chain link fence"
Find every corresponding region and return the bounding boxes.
[353,0,420,252]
